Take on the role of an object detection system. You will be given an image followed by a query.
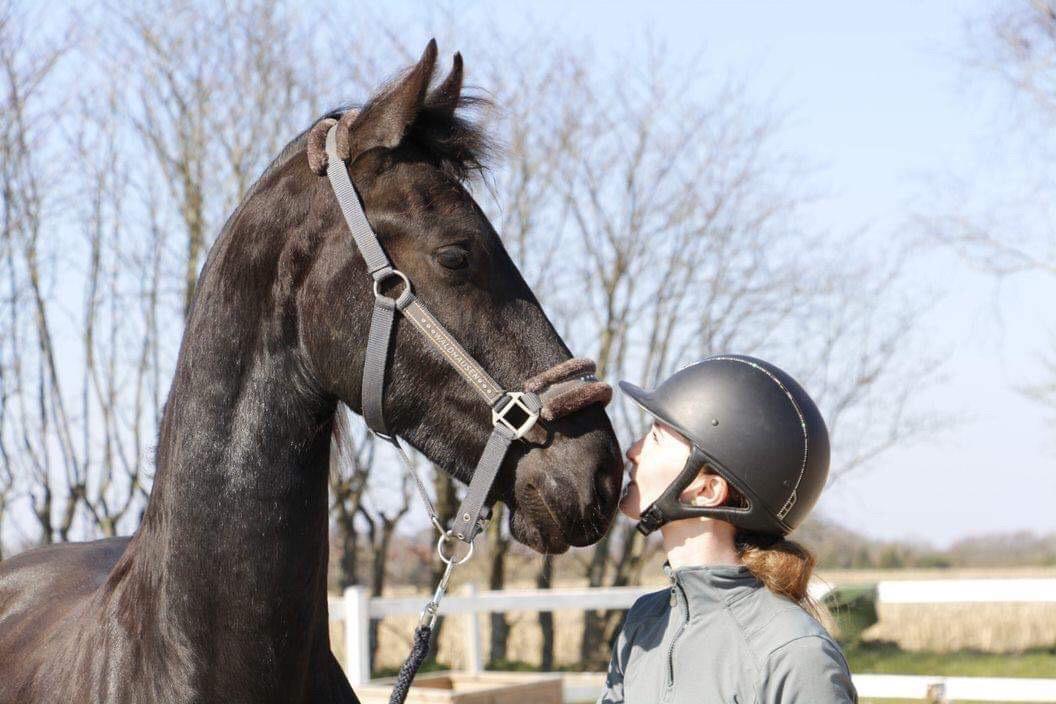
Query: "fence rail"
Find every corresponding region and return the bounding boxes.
[878,578,1056,603]
[329,578,1056,700]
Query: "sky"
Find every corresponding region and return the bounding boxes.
[386,0,1056,548]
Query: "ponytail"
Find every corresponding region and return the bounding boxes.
[698,466,822,619]
[735,530,821,619]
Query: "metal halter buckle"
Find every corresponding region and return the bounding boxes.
[492,391,540,439]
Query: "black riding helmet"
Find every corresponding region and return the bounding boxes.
[619,354,830,536]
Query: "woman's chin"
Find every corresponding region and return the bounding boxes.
[618,482,642,521]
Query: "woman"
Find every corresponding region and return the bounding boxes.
[599,354,857,704]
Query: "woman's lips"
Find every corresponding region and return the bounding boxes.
[621,467,636,500]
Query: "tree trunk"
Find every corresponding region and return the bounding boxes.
[336,511,359,589]
[426,469,458,665]
[579,529,612,666]
[181,178,205,319]
[368,519,398,673]
[536,554,554,671]
[486,506,510,667]
[34,484,53,545]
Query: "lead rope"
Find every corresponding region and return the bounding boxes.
[387,519,471,704]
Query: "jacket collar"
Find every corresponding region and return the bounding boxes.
[663,561,761,617]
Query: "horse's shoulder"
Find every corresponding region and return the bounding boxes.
[0,537,129,593]
[0,536,130,630]
[0,538,132,703]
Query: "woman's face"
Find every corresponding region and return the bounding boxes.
[619,421,693,520]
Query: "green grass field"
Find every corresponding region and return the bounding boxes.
[845,642,1056,678]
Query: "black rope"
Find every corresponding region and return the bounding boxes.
[388,624,434,704]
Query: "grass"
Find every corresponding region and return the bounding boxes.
[845,642,1056,678]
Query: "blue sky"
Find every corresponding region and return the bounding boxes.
[400,0,1056,547]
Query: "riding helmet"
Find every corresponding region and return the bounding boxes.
[619,354,830,536]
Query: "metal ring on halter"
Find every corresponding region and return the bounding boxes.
[436,530,475,565]
[373,269,411,299]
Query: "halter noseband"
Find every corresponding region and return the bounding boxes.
[322,122,611,546]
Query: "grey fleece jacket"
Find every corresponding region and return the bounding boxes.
[598,564,857,704]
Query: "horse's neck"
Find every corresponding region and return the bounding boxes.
[113,269,338,693]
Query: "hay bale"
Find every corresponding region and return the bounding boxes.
[863,602,1056,653]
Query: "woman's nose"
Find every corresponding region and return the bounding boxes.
[626,435,643,463]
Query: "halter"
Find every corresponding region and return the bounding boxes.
[322,123,611,701]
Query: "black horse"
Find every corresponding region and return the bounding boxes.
[0,41,622,704]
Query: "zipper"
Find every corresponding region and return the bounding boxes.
[666,573,690,689]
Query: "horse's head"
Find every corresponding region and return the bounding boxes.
[297,41,621,553]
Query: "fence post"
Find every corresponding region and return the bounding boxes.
[463,583,483,674]
[344,586,371,687]
[926,679,948,704]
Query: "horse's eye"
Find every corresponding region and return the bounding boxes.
[436,246,470,270]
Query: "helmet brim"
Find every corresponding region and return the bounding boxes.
[617,380,654,412]
[618,380,698,446]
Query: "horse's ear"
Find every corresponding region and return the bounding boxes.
[335,39,439,161]
[426,52,463,115]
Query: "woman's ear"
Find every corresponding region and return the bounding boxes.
[683,472,730,508]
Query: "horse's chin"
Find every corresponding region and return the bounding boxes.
[508,504,571,555]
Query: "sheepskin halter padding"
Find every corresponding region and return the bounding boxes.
[306,115,343,174]
[528,358,612,422]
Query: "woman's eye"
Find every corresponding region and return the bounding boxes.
[436,246,469,270]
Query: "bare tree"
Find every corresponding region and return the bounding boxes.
[0,2,82,546]
[104,0,324,319]
[64,84,165,538]
[0,0,349,551]
[358,468,414,672]
[930,0,1056,412]
[536,46,940,666]
[0,278,11,557]
[329,406,379,590]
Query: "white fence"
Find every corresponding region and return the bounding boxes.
[329,578,1056,702]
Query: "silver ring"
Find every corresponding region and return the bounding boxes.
[437,531,475,565]
[373,269,411,299]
